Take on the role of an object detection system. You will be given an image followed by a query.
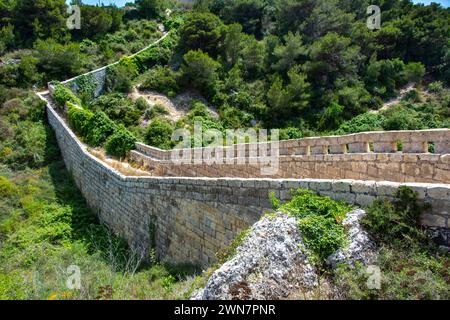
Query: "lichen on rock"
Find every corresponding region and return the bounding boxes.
[191,212,318,300]
[192,209,377,300]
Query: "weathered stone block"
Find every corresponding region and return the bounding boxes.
[332,180,352,192]
[420,214,447,228]
[351,181,376,195]
[355,194,375,207]
[427,186,450,200]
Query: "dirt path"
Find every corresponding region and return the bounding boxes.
[371,83,416,114]
[128,87,219,122]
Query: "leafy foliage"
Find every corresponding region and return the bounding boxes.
[279,189,351,264]
[145,118,175,150]
[181,50,221,99]
[334,186,449,300]
[85,112,118,147]
[89,93,141,127]
[52,83,81,108]
[362,186,427,244]
[139,65,179,97]
[105,126,137,158]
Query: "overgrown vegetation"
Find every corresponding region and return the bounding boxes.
[0,86,205,300]
[276,189,352,264]
[269,187,449,299]
[1,0,449,300]
[333,187,449,299]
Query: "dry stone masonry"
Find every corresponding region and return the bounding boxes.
[38,32,450,265]
[131,130,450,184]
[41,98,450,264]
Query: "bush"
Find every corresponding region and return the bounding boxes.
[105,126,137,158]
[145,118,174,150]
[428,81,444,94]
[298,214,347,263]
[335,112,385,135]
[132,46,172,73]
[382,106,424,130]
[52,83,81,108]
[139,66,179,97]
[105,64,135,94]
[279,127,304,140]
[67,103,94,137]
[405,62,425,84]
[181,50,220,98]
[135,97,150,111]
[362,186,426,244]
[0,176,16,198]
[75,74,98,104]
[334,187,448,300]
[85,112,118,146]
[279,189,351,264]
[90,93,141,127]
[402,89,422,103]
[144,104,168,120]
[280,189,351,221]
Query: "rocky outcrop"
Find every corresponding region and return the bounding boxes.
[192,212,318,300]
[326,209,376,268]
[192,210,376,300]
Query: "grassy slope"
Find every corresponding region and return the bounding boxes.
[0,114,207,300]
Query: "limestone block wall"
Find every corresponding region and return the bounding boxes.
[130,146,450,184]
[49,32,171,99]
[45,101,450,265]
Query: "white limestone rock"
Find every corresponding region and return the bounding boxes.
[326,209,377,268]
[192,209,377,300]
[192,212,318,300]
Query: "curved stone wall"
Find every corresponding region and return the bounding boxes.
[42,96,450,263]
[130,130,450,184]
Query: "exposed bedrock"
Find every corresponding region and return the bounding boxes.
[192,210,376,300]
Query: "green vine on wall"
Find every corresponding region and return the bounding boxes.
[75,73,98,104]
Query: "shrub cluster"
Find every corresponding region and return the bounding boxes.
[334,187,449,300]
[278,189,352,264]
[67,104,136,157]
[139,65,179,97]
[52,83,81,108]
[361,186,427,244]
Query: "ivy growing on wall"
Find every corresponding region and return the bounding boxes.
[75,73,98,104]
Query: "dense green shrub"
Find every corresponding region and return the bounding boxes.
[0,91,59,170]
[334,187,449,300]
[139,66,179,97]
[402,89,422,103]
[279,189,351,264]
[404,62,425,84]
[135,97,150,111]
[336,113,385,135]
[362,186,427,244]
[105,64,135,94]
[181,50,220,99]
[280,189,351,221]
[85,112,118,146]
[132,46,172,73]
[428,81,444,94]
[144,104,168,120]
[179,12,223,56]
[105,126,137,158]
[298,214,347,263]
[90,93,141,127]
[145,118,174,150]
[52,83,81,108]
[0,176,16,198]
[279,127,304,140]
[67,103,94,137]
[75,74,98,104]
[382,106,424,131]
